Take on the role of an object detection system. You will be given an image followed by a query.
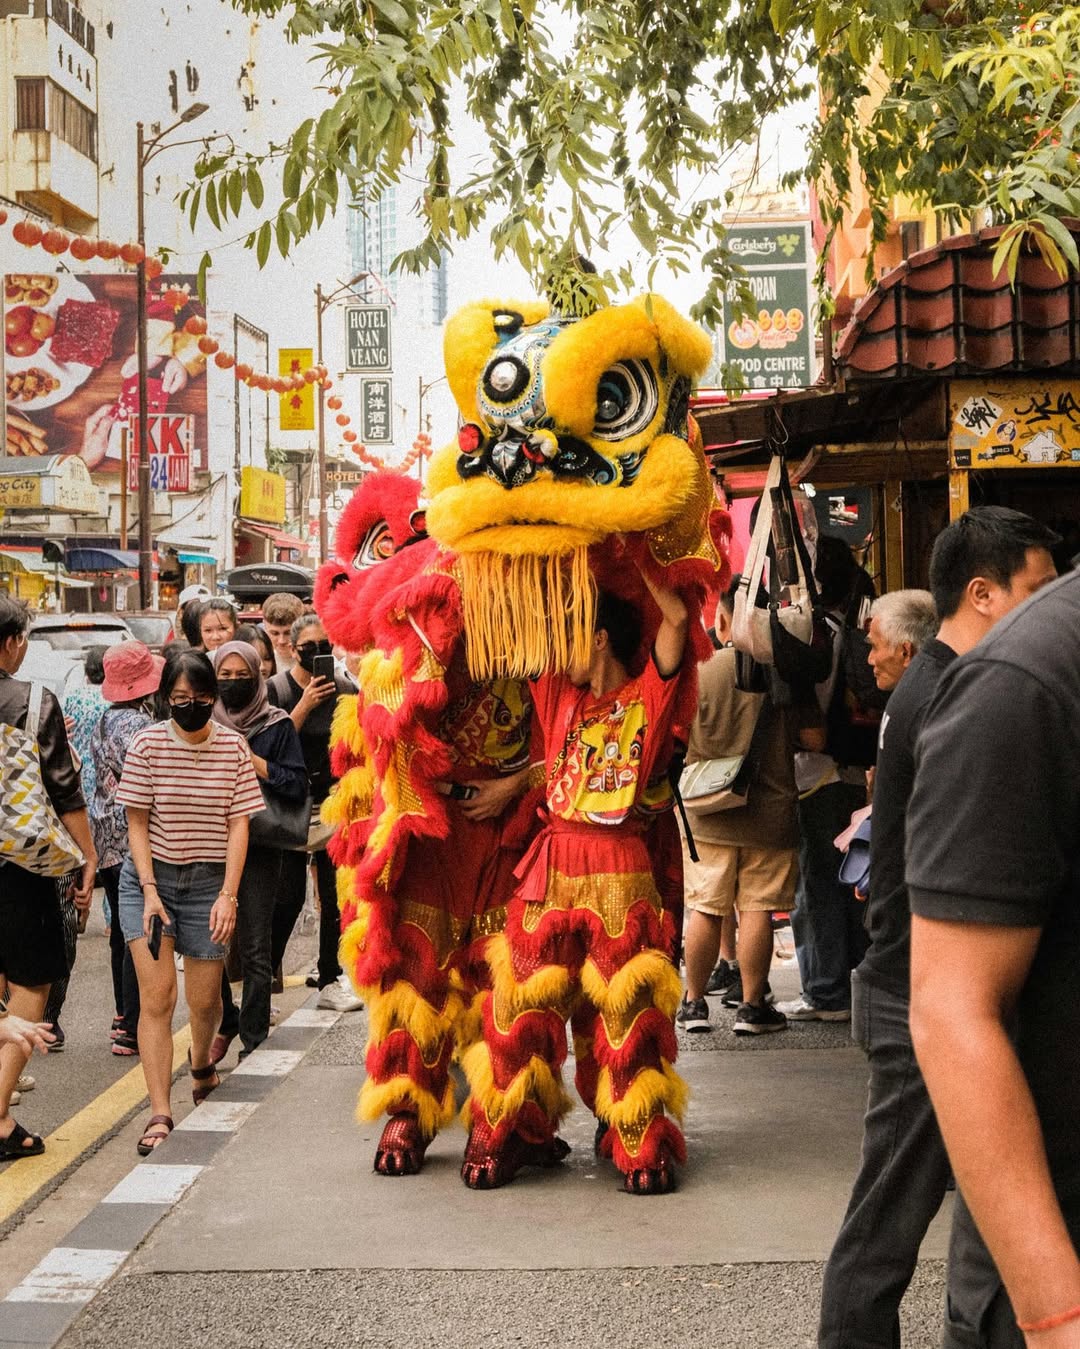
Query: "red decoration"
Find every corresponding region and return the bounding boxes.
[303,369,317,383]
[120,243,145,266]
[214,351,235,369]
[343,430,357,443]
[235,362,252,381]
[95,239,121,260]
[335,413,351,427]
[69,237,96,262]
[13,221,43,247]
[184,315,208,336]
[197,336,219,355]
[40,229,69,256]
[326,396,342,410]
[144,256,164,279]
[458,423,483,454]
[0,209,7,226]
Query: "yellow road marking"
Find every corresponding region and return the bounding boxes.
[283,974,306,989]
[0,1024,193,1225]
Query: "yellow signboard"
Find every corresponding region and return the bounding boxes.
[0,456,97,513]
[239,465,286,525]
[279,348,314,432]
[0,475,44,509]
[950,381,1080,469]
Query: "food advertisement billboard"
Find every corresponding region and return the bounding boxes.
[717,221,815,391]
[4,271,208,484]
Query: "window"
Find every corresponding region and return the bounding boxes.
[431,251,448,325]
[49,82,97,161]
[348,188,398,299]
[378,188,398,299]
[16,79,47,130]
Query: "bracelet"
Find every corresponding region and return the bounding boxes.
[218,891,238,906]
[139,878,158,890]
[1018,1304,1080,1333]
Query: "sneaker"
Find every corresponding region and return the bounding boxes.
[47,1024,65,1052]
[775,994,851,1022]
[316,977,364,1013]
[304,961,319,989]
[269,1004,282,1025]
[705,959,738,999]
[16,1073,35,1092]
[721,974,774,1008]
[9,1090,19,1107]
[675,995,711,1033]
[733,1002,788,1036]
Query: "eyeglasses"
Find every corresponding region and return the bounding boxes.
[169,696,215,708]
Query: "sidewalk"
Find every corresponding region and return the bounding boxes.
[8,969,951,1349]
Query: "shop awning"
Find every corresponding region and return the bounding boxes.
[176,550,217,566]
[0,550,91,587]
[239,522,310,552]
[65,547,140,573]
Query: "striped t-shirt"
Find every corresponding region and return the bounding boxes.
[117,720,264,865]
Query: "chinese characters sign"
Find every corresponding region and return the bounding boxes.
[345,306,392,372]
[239,465,286,524]
[716,221,815,391]
[950,381,1080,469]
[278,347,314,431]
[361,377,392,443]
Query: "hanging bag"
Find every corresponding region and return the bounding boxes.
[0,682,86,878]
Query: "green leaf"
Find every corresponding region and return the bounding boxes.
[275,213,290,259]
[228,170,243,218]
[204,182,220,230]
[256,220,272,269]
[196,251,212,304]
[188,185,202,232]
[247,165,264,209]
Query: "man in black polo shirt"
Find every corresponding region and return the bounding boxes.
[910,563,1080,1347]
[818,507,1058,1349]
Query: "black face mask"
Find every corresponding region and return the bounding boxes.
[297,640,332,673]
[218,678,256,711]
[171,701,214,733]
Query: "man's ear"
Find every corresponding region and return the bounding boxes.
[594,628,609,652]
[966,575,995,616]
[900,640,914,666]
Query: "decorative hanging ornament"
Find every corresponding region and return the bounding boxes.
[13,220,43,247]
[120,243,144,266]
[95,239,121,260]
[235,362,252,381]
[214,351,235,369]
[184,316,208,336]
[144,257,164,279]
[40,230,69,256]
[197,336,219,355]
[326,396,342,410]
[69,236,96,262]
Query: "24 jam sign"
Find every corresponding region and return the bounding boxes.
[125,415,193,492]
[345,305,392,372]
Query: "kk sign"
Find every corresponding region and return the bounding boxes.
[345,306,392,372]
[279,347,315,431]
[361,378,393,443]
[126,416,193,492]
[717,220,815,391]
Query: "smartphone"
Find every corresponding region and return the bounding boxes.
[147,914,163,961]
[312,654,336,683]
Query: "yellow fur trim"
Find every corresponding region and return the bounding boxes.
[630,293,713,378]
[443,298,552,423]
[486,934,575,1018]
[330,693,366,758]
[338,907,371,983]
[322,762,375,828]
[365,979,463,1058]
[580,950,683,1021]
[454,990,486,1056]
[358,1075,456,1136]
[358,646,406,714]
[595,1061,688,1126]
[460,1040,573,1127]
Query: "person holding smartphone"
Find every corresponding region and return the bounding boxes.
[116,650,264,1155]
[267,613,362,1013]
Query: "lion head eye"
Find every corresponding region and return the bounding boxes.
[592,360,658,441]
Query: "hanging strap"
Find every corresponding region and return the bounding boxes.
[25,682,44,741]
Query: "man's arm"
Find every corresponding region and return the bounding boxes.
[637,564,688,678]
[912,916,1080,1342]
[60,808,96,909]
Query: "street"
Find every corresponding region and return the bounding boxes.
[0,946,951,1349]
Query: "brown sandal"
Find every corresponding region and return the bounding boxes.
[188,1053,221,1106]
[137,1114,174,1156]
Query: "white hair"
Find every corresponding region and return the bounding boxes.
[869,589,937,651]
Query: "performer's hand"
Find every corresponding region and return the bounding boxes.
[458,776,521,822]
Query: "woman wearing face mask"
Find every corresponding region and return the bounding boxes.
[89,642,164,1056]
[116,650,264,1155]
[209,642,308,1062]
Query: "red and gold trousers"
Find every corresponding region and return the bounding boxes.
[463,818,687,1177]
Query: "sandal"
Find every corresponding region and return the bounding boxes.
[111,1033,139,1057]
[136,1114,174,1156]
[208,1032,234,1066]
[110,1016,125,1041]
[188,1054,221,1106]
[0,1121,45,1161]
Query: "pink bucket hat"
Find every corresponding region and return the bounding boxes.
[101,641,165,704]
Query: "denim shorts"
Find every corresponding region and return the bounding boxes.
[118,856,228,960]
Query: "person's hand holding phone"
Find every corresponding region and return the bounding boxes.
[142,881,169,946]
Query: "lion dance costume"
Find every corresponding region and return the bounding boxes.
[318,290,729,1192]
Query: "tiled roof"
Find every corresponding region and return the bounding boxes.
[836,221,1080,380]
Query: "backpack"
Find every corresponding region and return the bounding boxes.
[823,605,889,769]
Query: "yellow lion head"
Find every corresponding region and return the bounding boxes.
[425,294,714,557]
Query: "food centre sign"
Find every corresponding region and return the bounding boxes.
[345,305,392,372]
[717,221,815,391]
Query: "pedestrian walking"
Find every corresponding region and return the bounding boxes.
[116,649,264,1154]
[196,598,238,653]
[259,593,305,673]
[90,642,163,1055]
[209,641,309,1060]
[0,595,95,1160]
[63,644,108,803]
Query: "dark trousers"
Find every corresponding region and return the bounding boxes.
[314,848,341,989]
[940,1197,1022,1349]
[819,972,952,1347]
[219,846,307,1055]
[101,863,140,1035]
[794,782,869,1009]
[42,882,78,1028]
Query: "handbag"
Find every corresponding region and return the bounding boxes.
[680,698,769,815]
[0,682,86,878]
[248,782,313,851]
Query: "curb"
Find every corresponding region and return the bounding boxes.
[0,1003,342,1347]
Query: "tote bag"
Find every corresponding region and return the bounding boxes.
[0,682,86,877]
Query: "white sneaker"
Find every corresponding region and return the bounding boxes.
[9,1089,20,1107]
[16,1073,35,1092]
[269,1004,281,1025]
[316,977,363,1013]
[775,994,851,1022]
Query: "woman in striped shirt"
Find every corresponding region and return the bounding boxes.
[117,650,264,1155]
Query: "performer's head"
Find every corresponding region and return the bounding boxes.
[569,588,643,688]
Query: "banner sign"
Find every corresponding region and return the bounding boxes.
[717,221,814,391]
[949,380,1080,469]
[124,416,193,492]
[278,347,314,431]
[361,377,393,443]
[345,305,392,372]
[326,468,366,486]
[4,272,208,476]
[239,464,287,524]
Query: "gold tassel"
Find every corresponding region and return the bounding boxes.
[457,548,596,678]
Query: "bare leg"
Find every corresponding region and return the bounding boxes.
[684,909,724,1002]
[182,957,225,1071]
[736,909,775,1006]
[719,912,738,964]
[129,936,178,1122]
[0,984,48,1146]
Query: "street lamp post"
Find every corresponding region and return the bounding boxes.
[135,101,208,608]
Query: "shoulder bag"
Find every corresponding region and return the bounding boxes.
[0,682,86,877]
[680,698,771,815]
[248,781,314,852]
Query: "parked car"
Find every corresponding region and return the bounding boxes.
[19,642,86,703]
[122,611,176,653]
[28,613,133,657]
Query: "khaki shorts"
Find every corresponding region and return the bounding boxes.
[683,837,797,918]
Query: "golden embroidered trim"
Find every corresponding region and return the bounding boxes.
[521,868,662,938]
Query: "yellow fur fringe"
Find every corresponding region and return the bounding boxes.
[365,979,464,1059]
[460,1040,574,1127]
[594,1061,688,1126]
[457,548,596,679]
[358,1075,456,1137]
[580,950,683,1021]
[486,935,575,1020]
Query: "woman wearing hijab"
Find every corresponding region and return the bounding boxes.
[210,641,308,1060]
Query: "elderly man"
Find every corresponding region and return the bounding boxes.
[818,507,1058,1349]
[866,589,938,692]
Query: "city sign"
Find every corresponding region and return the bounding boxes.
[950,380,1080,469]
[361,377,393,443]
[345,305,392,372]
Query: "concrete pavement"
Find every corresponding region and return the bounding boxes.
[17,961,953,1349]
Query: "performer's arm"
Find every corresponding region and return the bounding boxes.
[459,767,532,822]
[637,561,688,678]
